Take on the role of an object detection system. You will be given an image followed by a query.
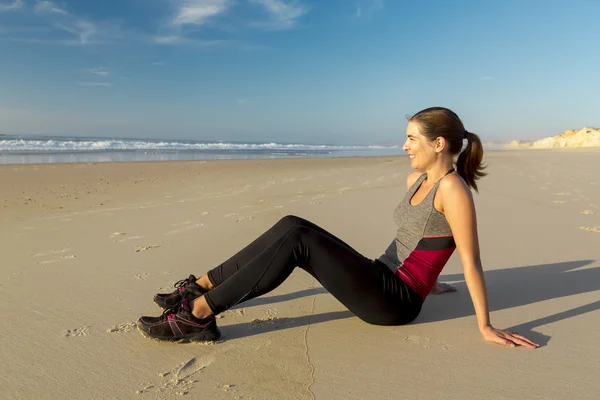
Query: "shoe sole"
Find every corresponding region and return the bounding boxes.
[137,325,221,343]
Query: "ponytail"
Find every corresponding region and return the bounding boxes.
[456,131,487,192]
[410,107,488,192]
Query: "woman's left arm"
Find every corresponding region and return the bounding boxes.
[441,177,539,349]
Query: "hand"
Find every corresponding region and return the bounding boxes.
[480,326,539,349]
[430,281,457,295]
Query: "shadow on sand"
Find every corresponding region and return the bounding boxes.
[231,287,329,309]
[418,259,599,346]
[222,260,599,345]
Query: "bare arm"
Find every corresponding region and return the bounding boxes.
[441,176,538,348]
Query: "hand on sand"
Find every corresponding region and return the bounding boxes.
[429,282,457,295]
[481,326,539,349]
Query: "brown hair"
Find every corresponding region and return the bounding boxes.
[410,106,487,191]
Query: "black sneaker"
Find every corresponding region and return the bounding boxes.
[137,299,221,342]
[154,274,206,309]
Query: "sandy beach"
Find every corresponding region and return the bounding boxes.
[1,150,599,399]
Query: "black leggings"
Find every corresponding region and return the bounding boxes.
[204,215,422,326]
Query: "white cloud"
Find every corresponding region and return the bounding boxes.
[87,67,109,76]
[171,0,231,26]
[153,35,182,44]
[152,61,165,66]
[33,1,123,45]
[355,0,384,19]
[77,82,113,87]
[34,0,67,15]
[250,0,308,30]
[0,0,22,12]
[3,37,78,45]
[5,0,306,49]
[152,35,226,47]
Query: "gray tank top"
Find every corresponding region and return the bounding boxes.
[378,170,456,297]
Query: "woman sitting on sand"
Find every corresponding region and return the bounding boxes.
[137,107,538,349]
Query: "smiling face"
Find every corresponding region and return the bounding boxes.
[402,121,438,170]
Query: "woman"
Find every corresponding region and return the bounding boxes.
[137,107,538,349]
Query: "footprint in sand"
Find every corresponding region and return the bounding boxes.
[37,254,77,265]
[64,326,89,338]
[33,249,77,265]
[216,383,238,394]
[580,226,600,233]
[172,221,192,227]
[403,335,451,351]
[405,335,432,348]
[110,232,128,237]
[134,273,151,280]
[135,382,156,395]
[114,235,142,243]
[111,232,143,243]
[310,201,322,205]
[581,210,597,215]
[226,308,245,317]
[32,248,71,257]
[165,223,203,236]
[135,244,161,253]
[137,202,159,210]
[236,216,254,223]
[107,322,137,333]
[251,309,280,327]
[136,356,215,396]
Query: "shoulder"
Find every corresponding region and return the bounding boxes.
[436,172,474,213]
[406,171,423,190]
[439,172,469,193]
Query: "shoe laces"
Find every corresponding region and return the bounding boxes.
[161,304,180,321]
[173,275,195,291]
[161,298,190,320]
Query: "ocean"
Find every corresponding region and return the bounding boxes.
[0,134,404,165]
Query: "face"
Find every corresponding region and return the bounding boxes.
[402,121,437,170]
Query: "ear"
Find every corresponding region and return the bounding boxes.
[434,136,446,153]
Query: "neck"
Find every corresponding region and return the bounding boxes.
[423,157,454,183]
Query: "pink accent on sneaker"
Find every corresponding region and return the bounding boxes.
[177,316,213,329]
[178,287,185,292]
[168,318,184,336]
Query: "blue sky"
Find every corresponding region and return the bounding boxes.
[1,0,599,145]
